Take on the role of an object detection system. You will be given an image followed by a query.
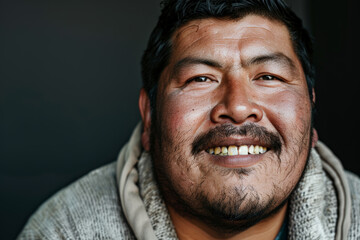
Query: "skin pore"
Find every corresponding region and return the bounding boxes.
[139,15,315,239]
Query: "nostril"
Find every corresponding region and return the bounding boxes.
[218,114,241,124]
[218,113,258,123]
[248,114,259,120]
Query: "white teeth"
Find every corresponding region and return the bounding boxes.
[260,147,267,153]
[249,145,255,154]
[207,145,268,156]
[239,145,248,155]
[228,146,238,156]
[259,146,263,153]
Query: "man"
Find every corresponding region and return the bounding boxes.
[17,0,360,239]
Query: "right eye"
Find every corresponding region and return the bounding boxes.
[187,76,212,83]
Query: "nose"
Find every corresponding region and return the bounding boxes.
[210,78,263,124]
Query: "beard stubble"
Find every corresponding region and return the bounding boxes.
[149,120,312,234]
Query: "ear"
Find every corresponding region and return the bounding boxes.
[312,88,316,105]
[311,88,318,147]
[139,88,152,151]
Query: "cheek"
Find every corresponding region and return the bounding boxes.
[263,89,312,142]
[159,91,211,138]
[261,89,311,177]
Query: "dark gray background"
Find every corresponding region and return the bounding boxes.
[1,0,359,239]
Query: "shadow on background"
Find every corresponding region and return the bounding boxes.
[0,0,359,239]
[1,0,161,238]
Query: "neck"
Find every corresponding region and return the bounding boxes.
[168,203,288,240]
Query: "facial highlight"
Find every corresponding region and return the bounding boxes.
[141,15,313,234]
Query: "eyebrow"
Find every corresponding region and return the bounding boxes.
[172,52,297,76]
[172,57,223,76]
[242,52,297,72]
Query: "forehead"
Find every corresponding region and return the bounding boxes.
[170,15,297,65]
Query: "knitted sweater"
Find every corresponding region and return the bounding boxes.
[17,124,360,239]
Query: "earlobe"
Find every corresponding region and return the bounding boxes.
[139,88,152,151]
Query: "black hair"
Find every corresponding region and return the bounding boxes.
[141,0,315,109]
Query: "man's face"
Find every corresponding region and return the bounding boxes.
[141,15,313,230]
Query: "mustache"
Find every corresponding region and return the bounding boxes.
[191,123,282,155]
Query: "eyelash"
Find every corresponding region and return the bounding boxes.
[257,75,281,81]
[186,76,213,83]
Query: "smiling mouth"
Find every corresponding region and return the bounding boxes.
[191,123,281,158]
[206,145,268,156]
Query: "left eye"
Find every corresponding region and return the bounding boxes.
[258,75,279,81]
[189,76,211,82]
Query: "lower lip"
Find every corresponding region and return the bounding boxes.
[208,153,266,168]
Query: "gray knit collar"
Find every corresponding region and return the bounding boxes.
[138,152,178,240]
[138,149,338,239]
[288,148,338,239]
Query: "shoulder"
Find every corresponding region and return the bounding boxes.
[345,171,360,238]
[17,162,135,240]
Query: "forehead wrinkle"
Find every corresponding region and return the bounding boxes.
[173,22,281,59]
[170,16,299,76]
[178,25,275,44]
[174,24,200,40]
[173,15,290,47]
[174,19,219,42]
